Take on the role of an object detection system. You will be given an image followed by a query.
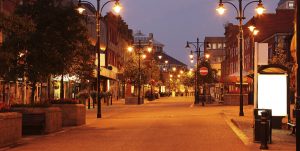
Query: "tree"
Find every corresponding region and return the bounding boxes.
[1,0,92,103]
[181,71,194,87]
[145,60,160,86]
[0,12,35,102]
[123,54,160,94]
[70,41,96,89]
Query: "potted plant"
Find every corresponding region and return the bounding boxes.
[0,103,22,147]
[11,102,62,135]
[50,98,85,127]
[76,91,90,104]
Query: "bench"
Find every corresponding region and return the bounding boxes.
[22,113,46,135]
[287,122,296,135]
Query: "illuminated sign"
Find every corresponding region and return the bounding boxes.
[258,74,287,116]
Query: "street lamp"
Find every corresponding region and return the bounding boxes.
[205,54,210,60]
[77,0,121,118]
[164,60,171,94]
[172,67,177,72]
[158,55,162,60]
[248,25,259,70]
[216,0,265,116]
[248,25,259,108]
[127,40,153,104]
[185,38,208,105]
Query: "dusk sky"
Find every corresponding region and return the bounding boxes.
[98,0,281,66]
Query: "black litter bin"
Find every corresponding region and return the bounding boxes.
[254,109,272,144]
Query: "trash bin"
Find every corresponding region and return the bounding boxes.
[254,109,272,143]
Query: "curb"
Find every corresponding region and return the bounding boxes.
[220,113,252,146]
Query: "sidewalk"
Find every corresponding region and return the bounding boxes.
[85,98,126,125]
[84,96,194,125]
[222,105,296,151]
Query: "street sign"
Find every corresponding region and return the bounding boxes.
[199,67,208,76]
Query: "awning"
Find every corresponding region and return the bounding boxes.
[229,70,250,77]
[224,70,252,83]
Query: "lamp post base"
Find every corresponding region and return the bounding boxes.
[97,99,101,118]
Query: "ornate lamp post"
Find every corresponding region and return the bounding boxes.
[127,39,153,104]
[248,25,259,108]
[164,60,171,95]
[185,38,209,105]
[216,0,265,116]
[77,0,121,118]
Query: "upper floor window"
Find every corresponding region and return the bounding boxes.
[288,1,294,8]
[207,43,211,49]
[212,43,217,49]
[218,43,223,49]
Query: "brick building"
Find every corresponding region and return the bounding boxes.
[221,1,294,97]
[244,9,294,69]
[103,12,133,99]
[204,37,226,79]
[203,37,225,101]
[221,23,240,90]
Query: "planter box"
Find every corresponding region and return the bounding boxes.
[223,94,248,105]
[125,97,144,105]
[12,107,62,135]
[52,104,86,126]
[0,112,22,148]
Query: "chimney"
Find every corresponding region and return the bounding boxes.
[149,33,153,40]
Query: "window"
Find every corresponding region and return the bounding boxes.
[212,43,217,49]
[218,43,223,49]
[217,69,221,76]
[207,43,211,49]
[288,1,294,8]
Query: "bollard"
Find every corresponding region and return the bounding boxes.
[296,109,300,151]
[93,98,95,108]
[110,95,112,105]
[260,111,268,150]
[202,95,205,106]
[88,98,91,109]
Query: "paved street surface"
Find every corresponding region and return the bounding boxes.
[6,97,260,151]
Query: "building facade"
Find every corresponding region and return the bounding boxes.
[204,37,226,80]
[221,23,241,94]
[103,12,133,99]
[221,1,294,102]
[203,37,226,101]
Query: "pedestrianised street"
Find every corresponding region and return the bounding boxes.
[0,0,299,150]
[4,97,259,151]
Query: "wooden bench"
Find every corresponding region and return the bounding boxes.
[287,122,296,135]
[22,113,46,135]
